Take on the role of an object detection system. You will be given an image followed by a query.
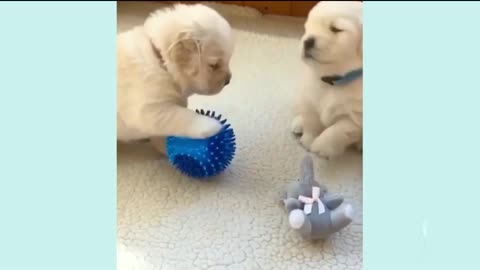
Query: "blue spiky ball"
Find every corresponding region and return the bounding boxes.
[166,109,236,179]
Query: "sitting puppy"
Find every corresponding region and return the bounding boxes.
[291,1,363,159]
[117,4,234,153]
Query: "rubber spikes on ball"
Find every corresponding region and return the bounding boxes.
[166,109,236,179]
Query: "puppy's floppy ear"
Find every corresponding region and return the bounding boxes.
[336,16,363,59]
[168,31,202,76]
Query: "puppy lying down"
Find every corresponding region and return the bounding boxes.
[292,1,363,160]
[117,4,234,153]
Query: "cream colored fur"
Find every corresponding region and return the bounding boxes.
[117,4,234,153]
[292,1,363,160]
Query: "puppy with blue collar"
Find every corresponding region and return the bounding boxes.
[292,1,363,160]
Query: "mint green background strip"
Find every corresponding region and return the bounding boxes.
[365,2,480,270]
[0,2,116,269]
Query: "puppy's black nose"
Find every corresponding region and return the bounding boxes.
[303,37,315,51]
[224,73,232,86]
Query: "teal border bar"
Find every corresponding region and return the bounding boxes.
[365,2,480,270]
[0,2,117,269]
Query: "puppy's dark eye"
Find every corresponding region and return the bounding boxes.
[330,25,343,33]
[209,63,220,70]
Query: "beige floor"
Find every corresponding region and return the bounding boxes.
[117,2,363,270]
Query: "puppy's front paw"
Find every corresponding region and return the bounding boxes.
[291,116,304,136]
[191,116,223,138]
[299,133,315,151]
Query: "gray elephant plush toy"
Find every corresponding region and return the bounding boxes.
[281,155,354,240]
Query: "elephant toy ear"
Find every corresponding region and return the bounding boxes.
[300,155,315,185]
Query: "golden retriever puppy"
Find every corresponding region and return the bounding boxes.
[292,1,363,160]
[117,4,234,153]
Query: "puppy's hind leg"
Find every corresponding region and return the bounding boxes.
[310,119,361,160]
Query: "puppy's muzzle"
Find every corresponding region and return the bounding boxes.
[224,73,232,86]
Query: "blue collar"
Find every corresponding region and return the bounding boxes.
[321,68,363,86]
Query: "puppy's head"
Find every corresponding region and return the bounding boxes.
[301,1,362,69]
[145,4,234,96]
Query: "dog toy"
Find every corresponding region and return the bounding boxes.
[281,155,354,240]
[166,109,236,179]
